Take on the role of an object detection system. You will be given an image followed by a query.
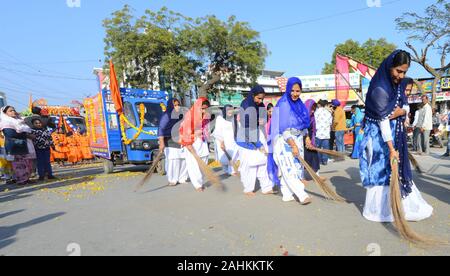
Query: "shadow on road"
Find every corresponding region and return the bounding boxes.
[0,210,25,220]
[328,167,365,213]
[0,212,65,251]
[0,194,33,205]
[415,175,450,205]
[0,175,100,205]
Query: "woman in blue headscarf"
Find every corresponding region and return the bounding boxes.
[349,105,365,159]
[158,98,188,186]
[360,50,433,223]
[213,104,239,176]
[236,85,275,196]
[268,77,313,204]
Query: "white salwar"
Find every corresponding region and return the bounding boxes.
[273,129,310,203]
[184,138,209,189]
[164,147,188,184]
[213,116,239,175]
[237,129,273,194]
[363,184,433,222]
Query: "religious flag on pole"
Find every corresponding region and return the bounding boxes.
[29,94,33,112]
[109,60,123,115]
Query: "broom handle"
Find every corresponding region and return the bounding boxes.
[135,150,164,191]
[220,142,232,161]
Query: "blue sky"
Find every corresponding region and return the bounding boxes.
[0,0,442,110]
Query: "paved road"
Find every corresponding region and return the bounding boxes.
[0,149,449,256]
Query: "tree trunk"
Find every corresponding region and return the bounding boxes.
[413,79,423,94]
[431,75,440,109]
[198,72,222,98]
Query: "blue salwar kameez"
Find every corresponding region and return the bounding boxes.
[359,50,433,223]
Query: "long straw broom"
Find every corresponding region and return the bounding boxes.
[312,147,347,160]
[296,155,346,202]
[134,151,165,191]
[186,146,224,191]
[408,152,424,174]
[389,157,437,245]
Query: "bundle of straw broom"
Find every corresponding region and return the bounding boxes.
[296,154,345,202]
[186,146,224,191]
[408,152,423,174]
[389,157,438,245]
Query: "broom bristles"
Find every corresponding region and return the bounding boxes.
[390,158,438,246]
[135,151,164,191]
[297,155,345,202]
[187,147,224,191]
[408,152,423,174]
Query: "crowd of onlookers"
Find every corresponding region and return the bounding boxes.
[408,96,450,157]
[273,98,364,164]
[269,95,450,162]
[0,106,94,185]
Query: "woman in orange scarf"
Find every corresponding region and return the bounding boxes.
[51,128,68,166]
[179,98,211,192]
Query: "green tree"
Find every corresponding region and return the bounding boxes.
[103,6,268,99]
[322,38,397,74]
[396,0,450,108]
[187,15,268,97]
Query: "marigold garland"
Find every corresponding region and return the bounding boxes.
[120,103,146,145]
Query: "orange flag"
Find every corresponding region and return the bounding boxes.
[29,94,33,112]
[109,60,123,115]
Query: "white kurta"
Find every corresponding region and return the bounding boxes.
[237,128,273,194]
[363,184,433,222]
[184,138,210,189]
[164,147,188,184]
[213,116,239,175]
[273,129,310,203]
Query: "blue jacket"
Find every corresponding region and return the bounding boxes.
[2,128,29,155]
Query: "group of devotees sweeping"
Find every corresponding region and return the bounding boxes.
[154,50,435,244]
